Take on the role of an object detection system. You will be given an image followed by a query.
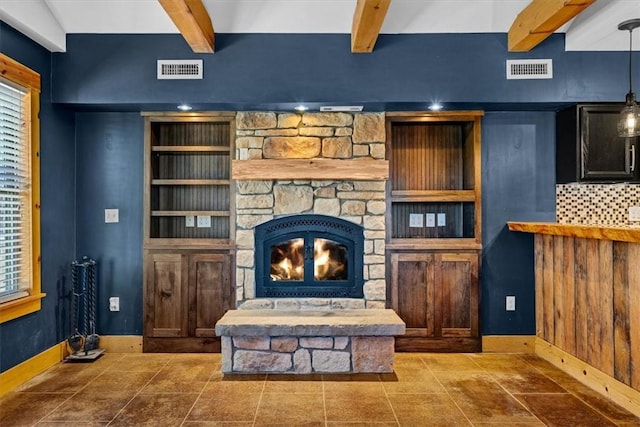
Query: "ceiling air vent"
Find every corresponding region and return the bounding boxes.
[157,60,203,80]
[506,59,553,80]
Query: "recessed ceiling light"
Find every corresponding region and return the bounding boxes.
[294,105,308,112]
[429,103,443,111]
[177,104,192,111]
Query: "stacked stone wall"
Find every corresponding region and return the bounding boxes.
[234,112,387,308]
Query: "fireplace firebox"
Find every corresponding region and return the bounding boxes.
[254,215,364,298]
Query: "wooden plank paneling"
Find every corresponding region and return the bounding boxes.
[574,238,588,361]
[585,238,601,369]
[562,236,576,355]
[613,242,631,386]
[553,236,564,348]
[534,234,544,337]
[629,243,640,390]
[599,240,615,377]
[542,234,554,342]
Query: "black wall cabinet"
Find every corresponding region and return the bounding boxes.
[556,104,638,183]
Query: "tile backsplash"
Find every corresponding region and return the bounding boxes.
[556,183,640,226]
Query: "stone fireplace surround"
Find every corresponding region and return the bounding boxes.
[232,111,388,309]
[215,111,405,374]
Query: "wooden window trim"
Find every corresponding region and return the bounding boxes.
[0,54,44,324]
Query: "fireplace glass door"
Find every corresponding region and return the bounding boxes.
[255,215,363,298]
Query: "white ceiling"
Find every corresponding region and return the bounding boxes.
[1,0,640,53]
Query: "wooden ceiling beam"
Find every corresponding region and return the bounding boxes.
[508,0,596,52]
[158,0,214,53]
[351,0,391,53]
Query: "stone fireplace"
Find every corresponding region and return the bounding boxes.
[218,111,404,374]
[232,111,388,309]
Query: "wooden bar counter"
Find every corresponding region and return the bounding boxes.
[508,221,640,416]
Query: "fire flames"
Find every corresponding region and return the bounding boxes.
[270,238,347,281]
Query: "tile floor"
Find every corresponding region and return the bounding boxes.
[1,352,639,426]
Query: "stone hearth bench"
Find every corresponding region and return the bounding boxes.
[215,309,406,374]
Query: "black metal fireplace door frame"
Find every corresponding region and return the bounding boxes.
[254,214,364,298]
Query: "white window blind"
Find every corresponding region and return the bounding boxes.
[0,79,32,302]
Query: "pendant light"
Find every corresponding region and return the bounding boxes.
[617,19,640,137]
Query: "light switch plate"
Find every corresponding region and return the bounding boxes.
[197,215,211,228]
[506,296,516,311]
[104,209,119,223]
[426,213,436,227]
[409,213,424,228]
[630,206,640,222]
[185,215,195,227]
[437,213,446,227]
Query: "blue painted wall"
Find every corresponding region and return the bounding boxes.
[481,112,556,334]
[1,28,633,372]
[0,23,76,372]
[52,33,632,110]
[75,113,144,335]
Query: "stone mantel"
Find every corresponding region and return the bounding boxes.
[231,159,389,181]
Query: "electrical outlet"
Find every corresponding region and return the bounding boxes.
[629,206,640,222]
[197,215,211,228]
[185,215,195,227]
[425,213,436,227]
[109,297,120,312]
[104,208,119,223]
[506,296,516,311]
[409,213,423,227]
[437,213,446,227]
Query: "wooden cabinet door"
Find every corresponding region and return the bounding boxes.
[145,253,188,337]
[188,253,233,337]
[390,252,436,337]
[437,252,479,338]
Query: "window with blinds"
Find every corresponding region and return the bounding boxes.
[0,80,32,303]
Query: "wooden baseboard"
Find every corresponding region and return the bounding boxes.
[482,335,536,353]
[99,335,142,353]
[0,341,68,397]
[535,337,640,418]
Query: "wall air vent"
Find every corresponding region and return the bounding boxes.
[319,106,364,112]
[506,59,553,80]
[157,60,203,80]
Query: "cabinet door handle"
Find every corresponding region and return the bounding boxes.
[631,144,636,173]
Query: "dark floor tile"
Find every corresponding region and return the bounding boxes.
[493,370,567,394]
[325,392,396,423]
[187,389,261,422]
[142,363,212,393]
[263,374,324,393]
[420,353,483,372]
[42,389,135,423]
[109,392,198,426]
[81,369,156,393]
[0,392,73,427]
[254,393,325,425]
[387,393,471,426]
[103,353,171,372]
[518,393,618,426]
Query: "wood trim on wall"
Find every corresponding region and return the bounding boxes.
[0,342,68,397]
[536,337,640,418]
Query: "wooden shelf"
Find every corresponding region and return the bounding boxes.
[151,210,230,217]
[152,146,231,153]
[391,190,475,203]
[508,221,640,243]
[387,238,482,251]
[232,159,389,181]
[151,179,230,186]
